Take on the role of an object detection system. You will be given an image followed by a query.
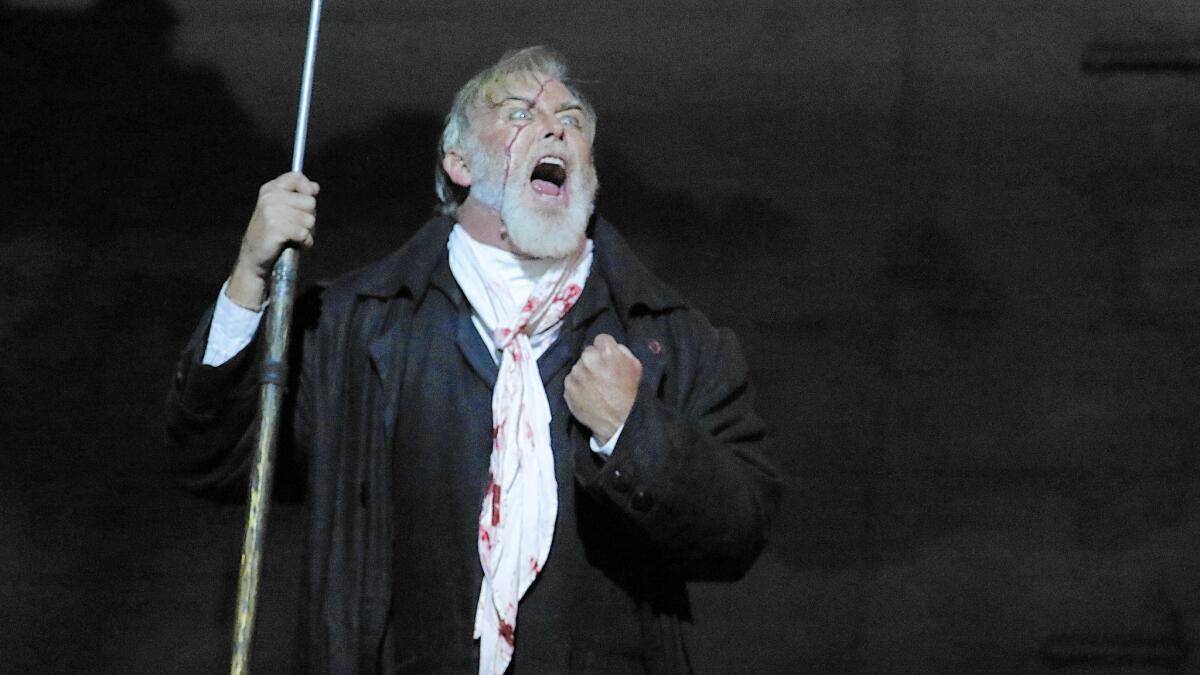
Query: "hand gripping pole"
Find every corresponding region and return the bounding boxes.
[230,1,323,672]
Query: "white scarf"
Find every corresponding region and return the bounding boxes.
[447,225,593,675]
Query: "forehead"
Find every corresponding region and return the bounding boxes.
[476,72,579,112]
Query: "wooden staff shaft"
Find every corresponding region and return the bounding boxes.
[230,1,323,672]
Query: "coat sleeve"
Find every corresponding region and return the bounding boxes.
[576,311,783,578]
[164,292,317,503]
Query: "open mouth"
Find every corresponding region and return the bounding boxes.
[530,157,567,197]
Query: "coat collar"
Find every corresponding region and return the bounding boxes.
[354,215,456,303]
[353,215,688,319]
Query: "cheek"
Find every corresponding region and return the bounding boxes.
[573,135,595,162]
[475,125,516,155]
[505,124,535,156]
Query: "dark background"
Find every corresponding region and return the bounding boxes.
[4,0,1200,672]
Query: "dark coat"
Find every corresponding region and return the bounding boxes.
[166,216,781,673]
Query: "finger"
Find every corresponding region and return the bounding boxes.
[298,176,320,196]
[263,172,319,196]
[263,191,316,211]
[579,348,600,369]
[280,192,318,212]
[616,344,637,361]
[275,171,307,192]
[261,171,298,195]
[292,224,316,247]
[593,333,617,349]
[280,228,313,250]
[260,204,314,232]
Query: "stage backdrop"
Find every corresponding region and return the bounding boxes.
[3,0,1200,672]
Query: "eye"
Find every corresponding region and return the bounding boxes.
[560,114,582,128]
[509,108,532,121]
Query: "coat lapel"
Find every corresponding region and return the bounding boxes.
[627,331,667,396]
[360,218,458,448]
[456,312,500,388]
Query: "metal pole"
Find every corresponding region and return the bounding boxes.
[230,1,323,672]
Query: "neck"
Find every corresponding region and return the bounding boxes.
[456,197,517,254]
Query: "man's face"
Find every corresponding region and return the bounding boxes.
[464,73,598,259]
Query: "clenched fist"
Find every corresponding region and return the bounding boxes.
[227,171,320,309]
[564,334,643,445]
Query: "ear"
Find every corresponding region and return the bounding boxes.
[442,149,472,188]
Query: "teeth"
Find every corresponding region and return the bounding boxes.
[538,156,565,167]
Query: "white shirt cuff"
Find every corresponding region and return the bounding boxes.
[588,423,625,458]
[201,280,264,366]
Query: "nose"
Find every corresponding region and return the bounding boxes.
[543,116,565,141]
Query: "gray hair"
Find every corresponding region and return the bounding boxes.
[435,46,596,215]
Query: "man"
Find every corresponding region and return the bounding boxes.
[167,46,781,673]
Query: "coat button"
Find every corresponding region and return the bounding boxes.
[631,489,654,512]
[611,468,632,493]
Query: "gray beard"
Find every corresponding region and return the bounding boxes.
[468,145,598,260]
[501,162,596,259]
